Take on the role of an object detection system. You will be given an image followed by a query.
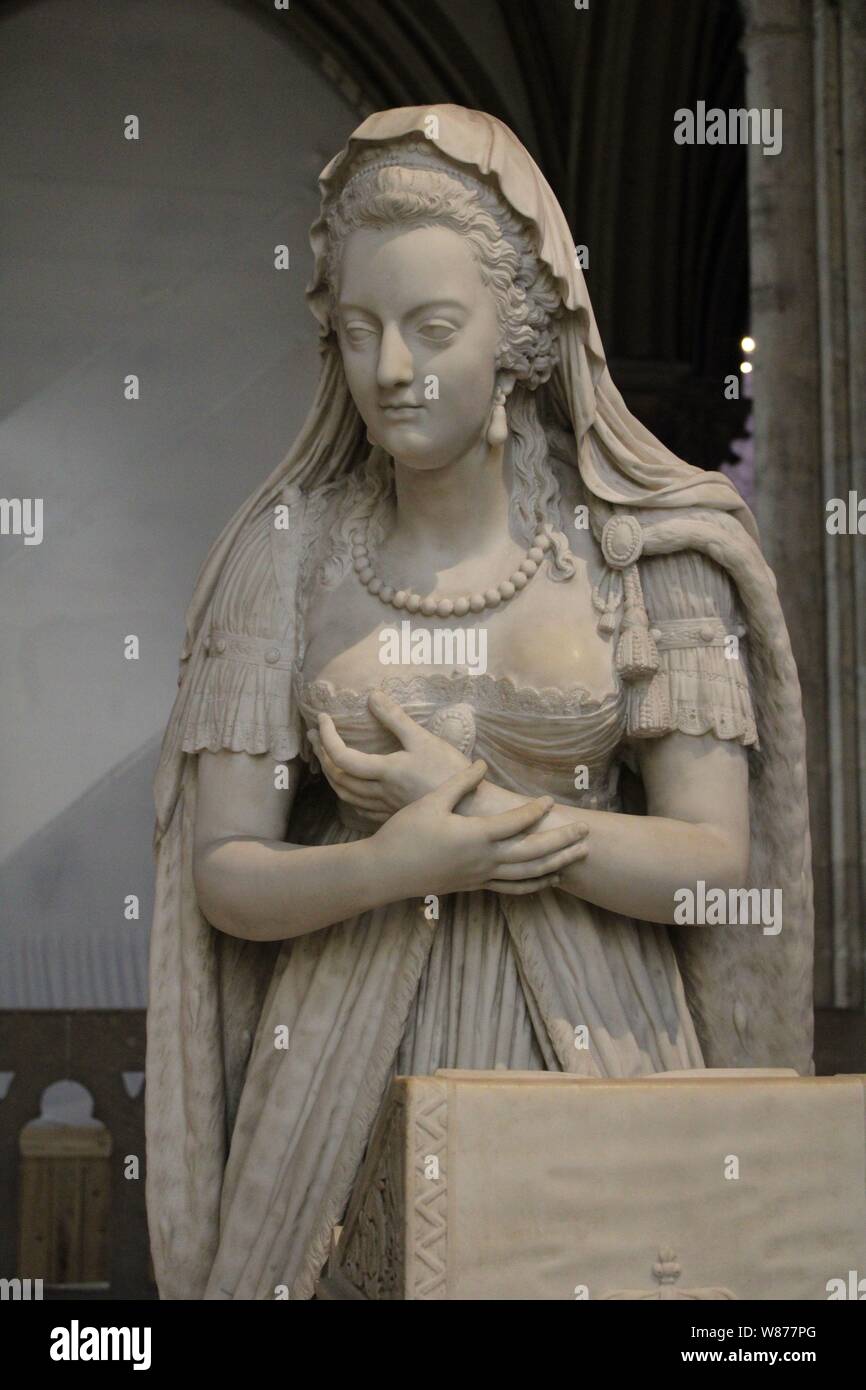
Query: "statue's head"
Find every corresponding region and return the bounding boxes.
[322,142,562,473]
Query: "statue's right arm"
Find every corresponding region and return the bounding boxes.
[193,750,567,938]
[192,748,410,941]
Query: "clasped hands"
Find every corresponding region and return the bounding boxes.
[307,688,589,896]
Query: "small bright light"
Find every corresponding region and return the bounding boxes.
[741,336,756,353]
[740,361,753,374]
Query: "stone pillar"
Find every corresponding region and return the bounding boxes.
[743,0,865,1008]
[841,0,866,1005]
[813,0,866,1009]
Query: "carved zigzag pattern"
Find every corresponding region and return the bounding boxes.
[411,1083,448,1299]
[337,1094,405,1300]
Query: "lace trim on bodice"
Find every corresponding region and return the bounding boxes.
[296,669,623,720]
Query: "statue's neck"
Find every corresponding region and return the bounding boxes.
[389,440,513,563]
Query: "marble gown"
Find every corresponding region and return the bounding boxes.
[183,482,758,1078]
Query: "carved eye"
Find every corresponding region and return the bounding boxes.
[418,319,458,343]
[343,322,378,346]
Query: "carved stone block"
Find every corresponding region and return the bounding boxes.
[319,1070,866,1300]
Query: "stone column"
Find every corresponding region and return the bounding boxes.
[813,0,866,1009]
[743,0,865,1008]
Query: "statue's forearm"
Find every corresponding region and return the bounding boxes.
[193,834,410,941]
[458,778,747,924]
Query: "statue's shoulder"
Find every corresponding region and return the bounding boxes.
[225,476,344,569]
[628,502,761,562]
[212,491,307,636]
[219,503,276,582]
[301,474,351,517]
[574,495,743,574]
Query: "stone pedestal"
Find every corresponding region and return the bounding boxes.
[318,1069,866,1301]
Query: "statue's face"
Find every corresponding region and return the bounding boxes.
[336,224,500,469]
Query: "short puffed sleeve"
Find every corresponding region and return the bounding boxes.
[630,548,758,747]
[180,498,303,761]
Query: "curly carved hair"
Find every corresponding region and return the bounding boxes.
[323,151,562,391]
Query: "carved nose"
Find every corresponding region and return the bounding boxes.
[377,323,413,387]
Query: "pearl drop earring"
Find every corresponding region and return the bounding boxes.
[486,388,509,448]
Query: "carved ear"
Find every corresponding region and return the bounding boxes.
[497,371,517,398]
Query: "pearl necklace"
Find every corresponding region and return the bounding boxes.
[352,528,553,617]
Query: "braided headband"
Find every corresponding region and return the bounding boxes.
[333,139,498,206]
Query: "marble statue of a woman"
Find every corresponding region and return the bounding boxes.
[145,106,813,1301]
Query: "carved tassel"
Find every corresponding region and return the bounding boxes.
[592,568,623,635]
[598,514,672,736]
[626,668,672,736]
[615,564,660,681]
